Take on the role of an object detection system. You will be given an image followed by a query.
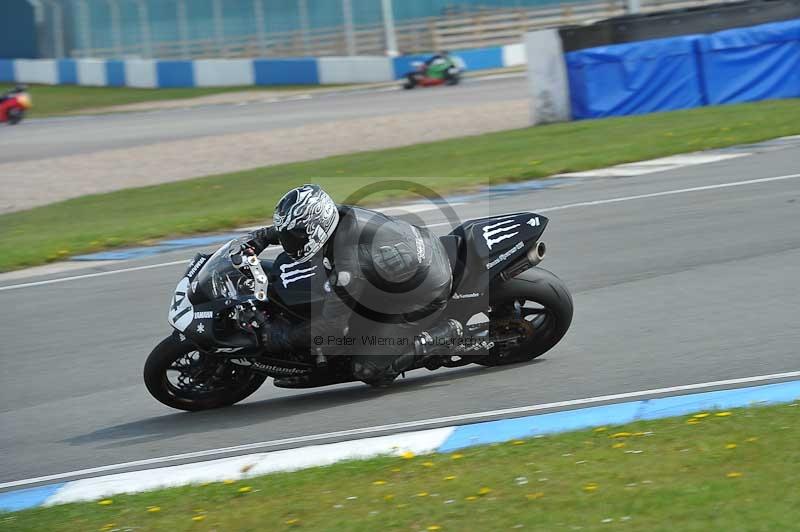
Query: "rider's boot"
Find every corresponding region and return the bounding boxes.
[379,318,466,379]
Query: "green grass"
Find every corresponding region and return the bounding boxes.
[1,98,799,272]
[0,83,334,117]
[4,403,800,531]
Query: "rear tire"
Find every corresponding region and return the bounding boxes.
[480,268,573,366]
[144,335,266,411]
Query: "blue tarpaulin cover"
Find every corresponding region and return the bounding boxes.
[566,35,705,119]
[566,19,800,119]
[697,18,800,104]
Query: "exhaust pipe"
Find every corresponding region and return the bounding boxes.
[527,241,546,267]
[499,241,546,281]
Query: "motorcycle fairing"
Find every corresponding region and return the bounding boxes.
[268,252,329,318]
[451,212,548,292]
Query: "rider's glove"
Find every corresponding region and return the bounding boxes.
[230,241,257,270]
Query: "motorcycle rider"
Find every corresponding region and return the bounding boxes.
[232,184,463,387]
[424,51,458,82]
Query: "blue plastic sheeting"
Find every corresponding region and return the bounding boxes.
[57,59,77,84]
[566,35,706,119]
[105,60,126,87]
[697,18,800,105]
[253,58,319,85]
[156,60,195,88]
[0,59,14,82]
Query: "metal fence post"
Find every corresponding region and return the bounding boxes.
[46,0,66,57]
[626,0,641,13]
[78,0,92,56]
[212,0,225,55]
[135,0,152,58]
[298,0,310,54]
[176,0,189,58]
[342,0,356,55]
[380,0,398,56]
[253,0,267,55]
[107,0,123,57]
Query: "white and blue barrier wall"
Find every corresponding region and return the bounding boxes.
[0,44,525,88]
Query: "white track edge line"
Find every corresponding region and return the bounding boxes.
[2,172,798,292]
[3,370,799,490]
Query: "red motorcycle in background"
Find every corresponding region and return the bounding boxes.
[0,85,32,125]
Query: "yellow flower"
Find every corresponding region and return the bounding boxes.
[632,432,646,436]
[391,468,402,472]
[511,440,525,445]
[715,412,732,417]
[222,479,235,485]
[98,499,113,506]
[687,418,701,425]
[583,483,599,492]
[746,437,758,443]
[726,472,743,478]
[192,515,206,522]
[238,486,252,493]
[465,496,478,501]
[286,518,301,525]
[692,413,710,419]
[427,526,442,531]
[422,461,435,467]
[594,427,607,432]
[725,443,737,450]
[384,494,395,501]
[147,506,161,513]
[401,451,415,460]
[451,453,464,460]
[611,432,632,438]
[417,491,429,497]
[478,487,492,496]
[612,442,626,449]
[526,492,545,500]
[444,475,457,481]
[372,480,387,486]
[100,525,115,531]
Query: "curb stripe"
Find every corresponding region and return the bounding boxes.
[0,483,66,512]
[438,379,800,452]
[1,377,799,511]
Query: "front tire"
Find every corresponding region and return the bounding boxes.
[7,108,23,125]
[481,268,573,366]
[144,335,266,411]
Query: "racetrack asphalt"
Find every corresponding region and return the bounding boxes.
[0,75,526,164]
[1,141,799,487]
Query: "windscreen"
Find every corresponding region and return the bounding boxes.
[191,241,249,303]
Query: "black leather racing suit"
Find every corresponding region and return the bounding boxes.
[245,205,453,381]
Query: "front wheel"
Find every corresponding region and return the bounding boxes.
[480,268,573,366]
[7,108,24,125]
[143,335,267,411]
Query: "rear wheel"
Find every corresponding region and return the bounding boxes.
[479,268,573,366]
[144,335,266,411]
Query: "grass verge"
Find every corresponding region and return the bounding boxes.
[1,98,799,272]
[0,84,333,118]
[4,403,800,531]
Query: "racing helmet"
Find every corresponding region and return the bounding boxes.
[273,184,340,263]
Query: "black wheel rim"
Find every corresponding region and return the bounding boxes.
[164,349,251,400]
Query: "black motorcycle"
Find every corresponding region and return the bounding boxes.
[144,212,573,411]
